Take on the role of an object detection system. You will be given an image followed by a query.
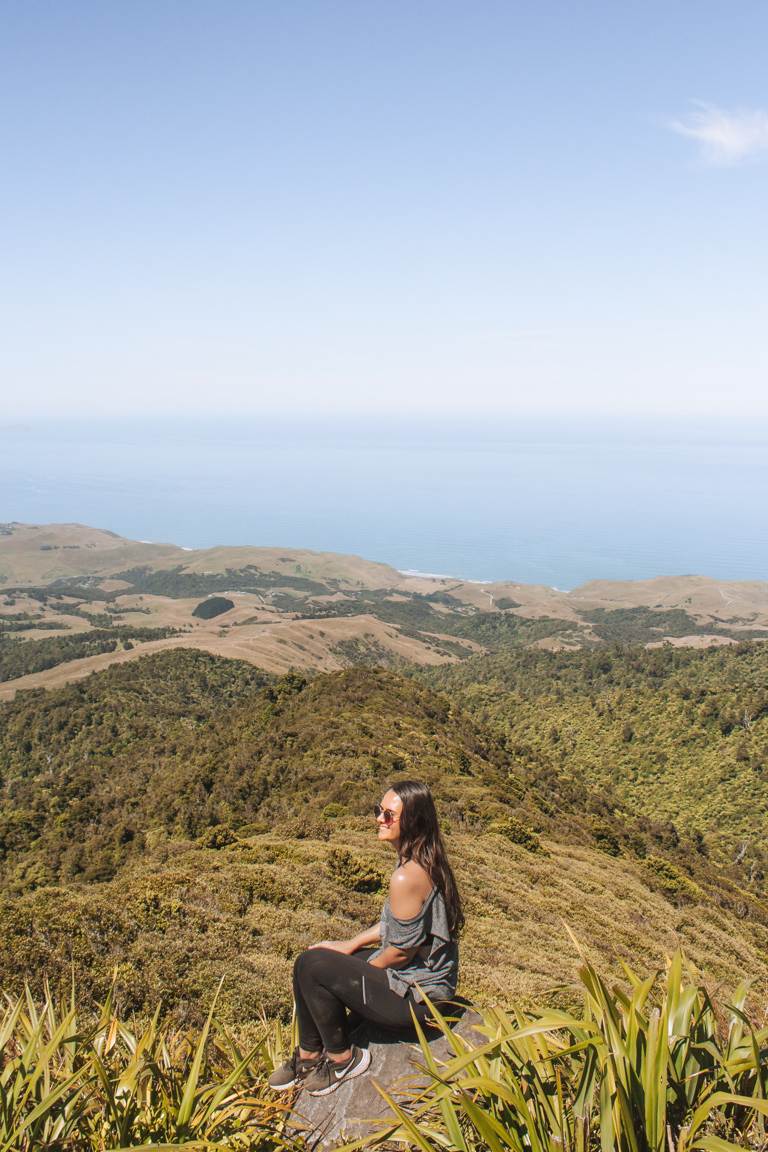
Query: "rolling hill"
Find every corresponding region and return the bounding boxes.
[1,648,766,1025]
[2,521,768,699]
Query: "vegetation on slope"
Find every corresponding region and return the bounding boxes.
[419,643,768,882]
[113,565,332,597]
[0,625,181,681]
[0,651,272,882]
[1,650,768,1027]
[2,649,750,891]
[580,605,768,643]
[193,595,236,619]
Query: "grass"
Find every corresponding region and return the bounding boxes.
[0,978,301,1150]
[351,946,768,1152]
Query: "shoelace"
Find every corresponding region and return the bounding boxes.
[330,1051,356,1077]
[298,1051,324,1073]
[309,1052,351,1079]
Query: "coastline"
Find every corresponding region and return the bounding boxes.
[398,568,495,585]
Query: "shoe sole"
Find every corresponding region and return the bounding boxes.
[308,1047,372,1096]
[268,1077,300,1092]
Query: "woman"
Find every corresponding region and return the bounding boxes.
[269,778,463,1097]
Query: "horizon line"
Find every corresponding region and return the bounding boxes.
[3,410,768,427]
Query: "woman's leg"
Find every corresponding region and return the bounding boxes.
[292,953,324,1055]
[293,947,431,1055]
[292,948,378,1054]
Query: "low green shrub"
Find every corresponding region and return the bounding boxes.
[326,848,384,892]
[322,802,347,819]
[490,815,546,854]
[643,854,701,904]
[198,824,240,849]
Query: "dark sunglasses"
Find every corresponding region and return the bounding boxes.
[373,804,399,825]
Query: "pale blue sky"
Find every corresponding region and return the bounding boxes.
[2,1,767,419]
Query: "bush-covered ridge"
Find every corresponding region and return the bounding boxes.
[2,648,758,892]
[1,648,768,1026]
[419,642,768,869]
[0,624,182,682]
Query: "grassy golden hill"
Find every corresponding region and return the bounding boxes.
[1,649,767,1026]
[0,521,402,588]
[4,522,768,698]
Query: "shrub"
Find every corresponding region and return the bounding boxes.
[198,824,239,849]
[643,854,701,904]
[326,848,383,892]
[192,596,235,620]
[322,802,347,818]
[590,820,623,856]
[490,815,546,854]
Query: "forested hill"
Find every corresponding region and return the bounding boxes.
[0,647,767,1022]
[420,642,768,866]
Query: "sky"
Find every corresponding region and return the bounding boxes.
[1,0,767,421]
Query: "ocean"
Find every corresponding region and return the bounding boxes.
[2,415,766,589]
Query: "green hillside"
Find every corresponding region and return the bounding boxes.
[420,643,768,877]
[1,648,767,1027]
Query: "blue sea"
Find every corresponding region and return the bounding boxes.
[2,416,766,589]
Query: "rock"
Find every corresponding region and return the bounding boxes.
[288,1000,483,1149]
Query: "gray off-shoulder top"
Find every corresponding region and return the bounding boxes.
[367,885,459,1003]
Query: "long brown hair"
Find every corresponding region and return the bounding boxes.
[390,778,464,936]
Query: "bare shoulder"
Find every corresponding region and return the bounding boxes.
[389,859,433,919]
[397,858,433,895]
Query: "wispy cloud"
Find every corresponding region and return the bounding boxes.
[671,102,768,165]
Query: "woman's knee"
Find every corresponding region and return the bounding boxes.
[293,949,313,979]
[293,947,333,981]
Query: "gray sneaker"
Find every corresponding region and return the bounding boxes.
[304,1045,372,1096]
[268,1047,324,1091]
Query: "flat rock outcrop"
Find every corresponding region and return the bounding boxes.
[289,1002,483,1149]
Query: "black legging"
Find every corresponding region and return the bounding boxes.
[293,947,433,1055]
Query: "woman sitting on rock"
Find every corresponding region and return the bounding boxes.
[269,778,463,1097]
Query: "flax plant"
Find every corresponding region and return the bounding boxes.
[0,979,301,1151]
[352,949,768,1152]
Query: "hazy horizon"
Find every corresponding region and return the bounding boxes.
[4,410,768,438]
[3,414,766,587]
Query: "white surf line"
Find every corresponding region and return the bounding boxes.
[399,568,495,585]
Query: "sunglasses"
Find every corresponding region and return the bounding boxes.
[373,804,399,825]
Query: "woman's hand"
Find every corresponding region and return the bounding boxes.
[309,939,354,953]
[308,923,381,954]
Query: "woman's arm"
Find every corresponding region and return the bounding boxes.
[348,922,383,951]
[366,943,415,969]
[309,922,381,954]
[367,864,431,970]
